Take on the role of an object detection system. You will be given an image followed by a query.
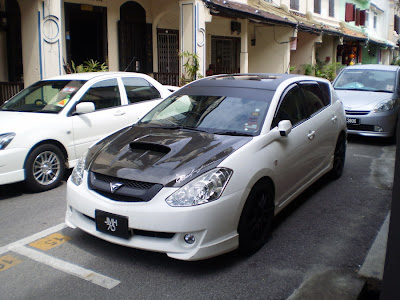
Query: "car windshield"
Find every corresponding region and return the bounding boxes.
[138,94,270,136]
[0,80,86,113]
[333,69,396,93]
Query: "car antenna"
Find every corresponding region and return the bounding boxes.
[124,57,137,72]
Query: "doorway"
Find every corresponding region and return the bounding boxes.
[5,0,23,81]
[118,1,152,73]
[64,3,107,67]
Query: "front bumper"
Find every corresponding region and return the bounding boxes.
[0,147,27,185]
[345,109,398,138]
[65,172,247,261]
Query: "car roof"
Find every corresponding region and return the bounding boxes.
[185,73,314,91]
[342,64,400,71]
[43,72,153,81]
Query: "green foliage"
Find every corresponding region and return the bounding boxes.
[314,61,343,81]
[71,59,108,73]
[179,51,203,85]
[301,64,314,76]
[302,61,343,81]
[391,57,400,65]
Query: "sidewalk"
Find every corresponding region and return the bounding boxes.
[287,213,389,300]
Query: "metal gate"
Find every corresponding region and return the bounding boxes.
[157,29,179,85]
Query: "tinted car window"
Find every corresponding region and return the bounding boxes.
[140,94,270,135]
[80,79,121,110]
[300,83,326,116]
[272,85,307,128]
[122,77,161,104]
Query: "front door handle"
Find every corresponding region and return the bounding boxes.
[332,115,338,123]
[114,111,126,116]
[308,130,316,140]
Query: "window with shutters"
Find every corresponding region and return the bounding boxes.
[329,0,334,17]
[314,0,321,14]
[290,0,299,11]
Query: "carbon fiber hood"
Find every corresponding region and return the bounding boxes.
[88,126,251,187]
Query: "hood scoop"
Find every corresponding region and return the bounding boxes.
[129,142,171,155]
[126,142,171,170]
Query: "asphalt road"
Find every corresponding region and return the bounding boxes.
[0,136,395,300]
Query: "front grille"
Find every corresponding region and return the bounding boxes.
[93,172,155,190]
[345,110,370,116]
[347,124,375,131]
[88,172,163,202]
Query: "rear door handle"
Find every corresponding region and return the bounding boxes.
[308,130,316,140]
[332,115,338,123]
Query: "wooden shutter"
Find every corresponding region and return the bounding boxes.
[345,3,355,22]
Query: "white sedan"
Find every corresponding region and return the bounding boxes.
[0,72,171,192]
[66,74,347,260]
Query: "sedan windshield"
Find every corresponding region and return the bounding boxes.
[138,94,270,136]
[333,70,395,93]
[1,80,86,113]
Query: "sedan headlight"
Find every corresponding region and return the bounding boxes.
[70,152,87,186]
[374,99,395,112]
[166,168,233,207]
[0,132,16,150]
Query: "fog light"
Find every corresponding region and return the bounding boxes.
[184,234,196,244]
[374,126,383,132]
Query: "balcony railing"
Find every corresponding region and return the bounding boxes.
[0,81,24,105]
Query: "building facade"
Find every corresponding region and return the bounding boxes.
[0,0,399,103]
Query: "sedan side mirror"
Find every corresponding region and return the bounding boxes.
[278,120,292,137]
[75,102,95,114]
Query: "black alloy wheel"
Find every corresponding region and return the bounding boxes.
[330,133,346,180]
[238,180,275,255]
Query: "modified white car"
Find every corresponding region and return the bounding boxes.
[66,74,347,261]
[0,72,171,192]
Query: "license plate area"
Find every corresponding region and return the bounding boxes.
[95,210,130,239]
[346,117,360,125]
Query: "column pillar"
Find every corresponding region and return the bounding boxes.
[39,0,63,79]
[179,0,208,80]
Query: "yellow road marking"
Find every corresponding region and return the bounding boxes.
[0,255,22,272]
[28,233,71,251]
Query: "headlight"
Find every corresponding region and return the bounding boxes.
[166,168,233,207]
[0,132,16,150]
[70,152,87,186]
[374,99,395,112]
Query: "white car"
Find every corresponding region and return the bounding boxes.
[66,74,347,261]
[0,72,171,192]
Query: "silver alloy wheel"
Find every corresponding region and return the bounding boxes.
[32,150,61,185]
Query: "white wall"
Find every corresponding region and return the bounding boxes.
[248,25,292,73]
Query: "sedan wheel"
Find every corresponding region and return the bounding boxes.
[330,133,346,180]
[25,144,65,192]
[238,180,274,255]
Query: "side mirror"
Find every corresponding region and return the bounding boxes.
[75,102,95,114]
[278,120,292,137]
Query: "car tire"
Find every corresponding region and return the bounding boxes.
[238,180,275,255]
[24,144,65,192]
[329,133,346,180]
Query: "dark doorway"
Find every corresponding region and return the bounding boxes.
[211,36,241,74]
[64,3,107,67]
[5,0,23,81]
[118,1,152,73]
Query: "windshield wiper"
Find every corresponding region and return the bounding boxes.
[162,125,210,133]
[214,130,253,137]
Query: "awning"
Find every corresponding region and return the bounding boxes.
[202,0,395,48]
